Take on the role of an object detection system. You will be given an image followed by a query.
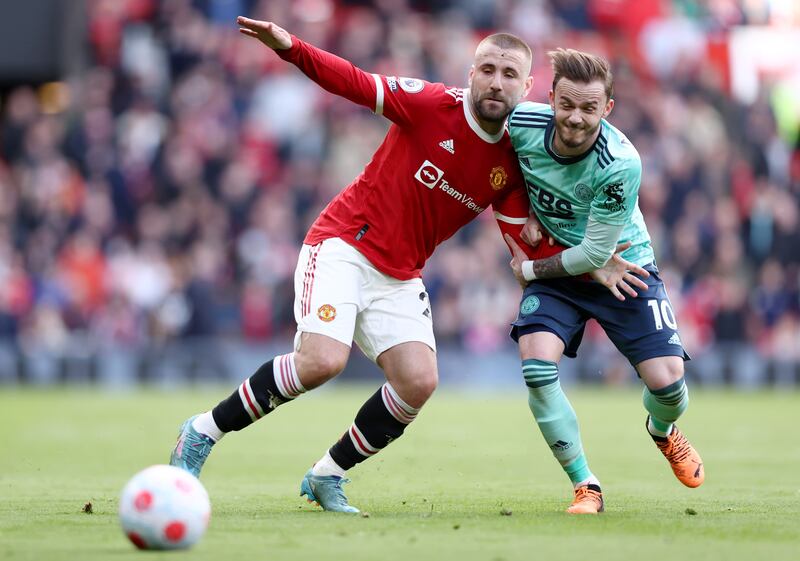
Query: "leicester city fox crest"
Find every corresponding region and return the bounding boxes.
[600,181,626,212]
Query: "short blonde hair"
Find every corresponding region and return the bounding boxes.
[480,33,531,60]
[478,33,532,73]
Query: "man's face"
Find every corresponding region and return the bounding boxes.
[549,78,613,154]
[468,44,532,124]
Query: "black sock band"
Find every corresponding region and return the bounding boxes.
[328,385,417,470]
[211,359,288,432]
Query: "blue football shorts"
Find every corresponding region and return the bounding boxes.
[510,264,689,366]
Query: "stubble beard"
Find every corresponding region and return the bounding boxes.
[471,86,512,123]
[557,120,600,150]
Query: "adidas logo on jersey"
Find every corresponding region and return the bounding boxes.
[667,333,682,346]
[438,139,454,154]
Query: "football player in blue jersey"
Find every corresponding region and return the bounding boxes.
[503,48,704,514]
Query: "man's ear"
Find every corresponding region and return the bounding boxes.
[603,98,615,119]
[523,75,534,97]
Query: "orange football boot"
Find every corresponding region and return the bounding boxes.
[566,484,604,514]
[649,417,704,488]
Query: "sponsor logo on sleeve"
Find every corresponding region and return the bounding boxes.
[490,166,508,190]
[399,77,424,93]
[386,76,398,92]
[600,181,626,212]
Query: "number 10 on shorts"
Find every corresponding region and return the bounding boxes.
[647,299,678,331]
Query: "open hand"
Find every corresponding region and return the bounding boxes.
[589,242,650,301]
[237,16,292,50]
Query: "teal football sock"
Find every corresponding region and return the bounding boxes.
[523,358,593,485]
[643,377,689,437]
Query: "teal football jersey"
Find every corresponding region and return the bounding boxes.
[508,102,654,266]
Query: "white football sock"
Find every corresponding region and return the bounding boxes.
[647,416,673,438]
[574,475,601,489]
[192,411,225,442]
[311,450,346,478]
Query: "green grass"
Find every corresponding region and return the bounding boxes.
[0,385,798,561]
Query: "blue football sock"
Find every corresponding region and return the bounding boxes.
[643,377,689,438]
[523,358,594,485]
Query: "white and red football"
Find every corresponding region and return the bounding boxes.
[118,464,211,550]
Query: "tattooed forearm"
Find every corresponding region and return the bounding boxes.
[532,253,569,279]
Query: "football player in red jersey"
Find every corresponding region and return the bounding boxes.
[169,16,642,513]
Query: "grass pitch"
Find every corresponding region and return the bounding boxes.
[0,385,798,561]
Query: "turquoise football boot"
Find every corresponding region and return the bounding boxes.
[169,415,216,477]
[300,468,360,513]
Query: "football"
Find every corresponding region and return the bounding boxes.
[118,465,211,550]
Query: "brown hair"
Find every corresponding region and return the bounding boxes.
[549,48,613,99]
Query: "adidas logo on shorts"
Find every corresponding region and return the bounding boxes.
[667,333,682,346]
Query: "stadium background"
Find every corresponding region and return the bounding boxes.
[1,0,799,389]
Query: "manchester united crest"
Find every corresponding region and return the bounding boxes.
[490,166,508,190]
[317,304,337,322]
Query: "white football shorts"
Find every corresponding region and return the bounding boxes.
[293,237,436,362]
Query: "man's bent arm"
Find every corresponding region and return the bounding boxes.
[493,185,569,261]
[522,218,624,280]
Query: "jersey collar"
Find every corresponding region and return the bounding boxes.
[545,119,605,165]
[462,89,505,144]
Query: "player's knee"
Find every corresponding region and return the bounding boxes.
[416,368,439,400]
[639,355,684,389]
[314,352,348,379]
[295,348,348,387]
[662,357,685,385]
[395,367,438,408]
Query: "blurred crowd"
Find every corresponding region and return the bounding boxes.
[1,0,799,364]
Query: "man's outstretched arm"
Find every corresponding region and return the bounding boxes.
[237,16,292,49]
[237,16,399,119]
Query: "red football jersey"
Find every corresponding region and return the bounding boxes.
[278,38,540,280]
